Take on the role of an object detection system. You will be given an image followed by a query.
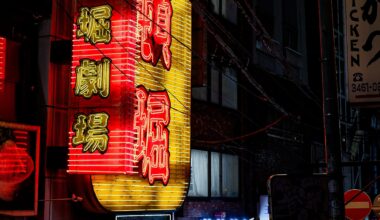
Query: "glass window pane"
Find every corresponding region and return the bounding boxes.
[192,87,207,101]
[222,154,239,197]
[210,0,220,14]
[211,63,220,104]
[211,152,221,197]
[188,150,209,197]
[222,0,237,24]
[222,68,238,109]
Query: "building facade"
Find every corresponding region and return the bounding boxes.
[183,0,324,219]
[0,0,352,219]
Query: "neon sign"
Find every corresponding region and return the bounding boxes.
[0,37,5,92]
[69,3,137,175]
[75,57,111,98]
[72,112,110,153]
[137,0,173,70]
[68,0,191,212]
[134,85,170,185]
[76,5,112,45]
[0,121,40,216]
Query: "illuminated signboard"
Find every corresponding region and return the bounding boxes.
[68,0,191,212]
[0,121,40,216]
[0,37,5,91]
[345,0,380,104]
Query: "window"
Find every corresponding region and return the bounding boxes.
[222,67,238,109]
[192,62,238,110]
[255,0,274,37]
[188,150,208,197]
[282,0,298,49]
[188,149,239,198]
[209,0,237,24]
[210,62,238,109]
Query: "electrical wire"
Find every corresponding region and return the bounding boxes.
[54,0,317,153]
[191,0,288,115]
[193,0,322,111]
[345,175,380,205]
[121,0,295,116]
[194,114,287,145]
[75,0,191,112]
[57,0,280,124]
[77,0,318,122]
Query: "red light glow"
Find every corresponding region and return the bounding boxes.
[68,1,137,174]
[0,130,34,201]
[0,37,6,91]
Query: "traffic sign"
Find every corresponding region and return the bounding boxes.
[344,189,372,220]
[372,194,380,217]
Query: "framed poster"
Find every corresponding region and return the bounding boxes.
[0,121,40,216]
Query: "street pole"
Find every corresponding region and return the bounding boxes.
[317,0,345,219]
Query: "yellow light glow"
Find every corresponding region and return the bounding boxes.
[91,0,191,212]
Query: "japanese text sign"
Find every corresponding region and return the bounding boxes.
[68,0,191,212]
[346,0,380,104]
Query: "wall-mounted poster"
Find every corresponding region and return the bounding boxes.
[0,121,40,216]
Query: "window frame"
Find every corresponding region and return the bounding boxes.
[208,61,238,110]
[208,0,238,25]
[188,149,240,199]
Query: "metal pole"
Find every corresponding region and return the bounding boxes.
[317,0,345,219]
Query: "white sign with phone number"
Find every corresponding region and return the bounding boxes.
[346,0,380,104]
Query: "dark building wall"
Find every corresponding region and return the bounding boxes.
[186,0,324,219]
[0,0,329,219]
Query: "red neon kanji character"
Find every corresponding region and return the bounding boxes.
[134,86,148,163]
[138,0,155,63]
[137,0,172,70]
[133,85,170,185]
[153,0,172,69]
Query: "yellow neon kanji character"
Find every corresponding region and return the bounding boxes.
[75,57,111,98]
[72,114,87,145]
[72,113,110,154]
[76,5,112,44]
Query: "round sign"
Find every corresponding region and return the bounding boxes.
[344,189,372,220]
[373,194,380,217]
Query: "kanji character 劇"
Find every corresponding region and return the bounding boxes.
[75,57,111,98]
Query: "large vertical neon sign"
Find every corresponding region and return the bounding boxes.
[69,2,137,175]
[68,0,191,212]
